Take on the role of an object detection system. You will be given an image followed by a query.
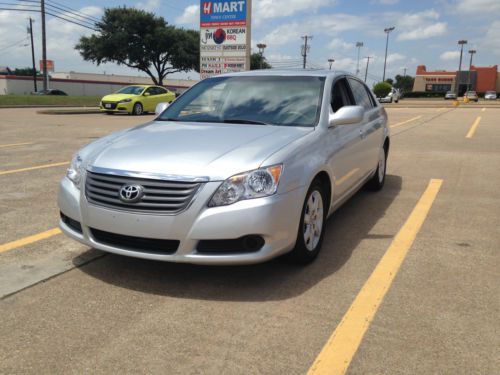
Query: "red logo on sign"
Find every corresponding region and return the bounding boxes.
[203,2,212,14]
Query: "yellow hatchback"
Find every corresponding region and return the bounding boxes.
[100,85,176,115]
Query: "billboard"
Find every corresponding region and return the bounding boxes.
[199,1,251,80]
[40,60,54,72]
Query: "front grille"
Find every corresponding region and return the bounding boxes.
[90,228,179,254]
[85,171,201,214]
[101,101,117,109]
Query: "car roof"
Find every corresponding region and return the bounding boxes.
[217,69,354,79]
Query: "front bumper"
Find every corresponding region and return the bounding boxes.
[99,101,133,113]
[58,176,305,265]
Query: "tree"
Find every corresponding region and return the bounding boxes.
[385,78,394,85]
[250,53,272,70]
[75,7,199,85]
[14,67,38,76]
[373,81,392,98]
[393,74,414,93]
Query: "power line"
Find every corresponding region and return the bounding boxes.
[45,11,97,30]
[46,0,100,22]
[0,36,29,52]
[0,6,38,11]
[46,3,98,26]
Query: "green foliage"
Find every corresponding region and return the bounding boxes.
[14,67,38,76]
[250,53,272,70]
[373,81,392,98]
[75,7,199,85]
[0,95,101,106]
[385,78,394,85]
[393,74,414,92]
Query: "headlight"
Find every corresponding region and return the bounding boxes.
[118,98,132,103]
[66,154,83,188]
[208,164,283,207]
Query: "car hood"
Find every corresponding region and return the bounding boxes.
[102,93,138,102]
[86,121,313,180]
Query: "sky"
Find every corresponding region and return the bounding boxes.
[1,0,499,85]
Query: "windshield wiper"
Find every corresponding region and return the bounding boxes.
[222,118,271,125]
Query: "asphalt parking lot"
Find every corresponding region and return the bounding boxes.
[1,104,499,374]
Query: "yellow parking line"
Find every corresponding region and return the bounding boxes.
[0,161,69,176]
[0,142,34,149]
[390,115,422,128]
[335,168,359,186]
[0,228,61,254]
[466,116,481,139]
[308,179,443,375]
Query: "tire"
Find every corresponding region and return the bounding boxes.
[105,112,114,115]
[132,102,143,115]
[287,181,326,264]
[366,145,387,191]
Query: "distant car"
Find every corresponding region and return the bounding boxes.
[464,91,479,102]
[444,91,457,100]
[31,89,68,96]
[484,91,497,100]
[99,85,176,115]
[378,88,401,103]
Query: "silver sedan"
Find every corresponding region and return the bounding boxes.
[58,70,389,265]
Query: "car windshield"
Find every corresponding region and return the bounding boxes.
[486,91,495,94]
[117,86,145,95]
[158,75,325,127]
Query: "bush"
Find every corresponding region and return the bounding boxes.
[373,82,392,98]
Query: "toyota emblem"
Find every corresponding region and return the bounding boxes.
[119,184,144,203]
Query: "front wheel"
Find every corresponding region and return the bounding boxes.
[366,146,387,191]
[287,181,326,264]
[132,102,143,115]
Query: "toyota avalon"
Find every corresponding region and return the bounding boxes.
[59,70,389,265]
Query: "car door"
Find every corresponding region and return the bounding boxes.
[347,78,384,177]
[156,87,175,104]
[327,77,366,203]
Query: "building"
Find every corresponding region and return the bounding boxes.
[412,65,500,95]
[0,71,198,96]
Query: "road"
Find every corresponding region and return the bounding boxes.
[0,105,499,374]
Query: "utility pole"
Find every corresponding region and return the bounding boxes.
[467,49,476,91]
[403,67,407,78]
[41,0,48,91]
[364,56,372,83]
[382,26,395,82]
[328,58,335,70]
[355,42,363,75]
[456,40,467,97]
[28,17,37,92]
[301,35,312,69]
[256,43,267,69]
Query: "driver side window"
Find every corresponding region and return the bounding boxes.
[331,78,354,113]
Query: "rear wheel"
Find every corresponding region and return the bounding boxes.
[287,181,326,264]
[132,102,143,115]
[366,146,387,190]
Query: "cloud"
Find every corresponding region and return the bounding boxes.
[440,51,460,60]
[397,22,447,41]
[386,53,405,64]
[481,20,500,55]
[253,0,334,21]
[328,38,354,51]
[455,0,500,14]
[372,0,399,4]
[136,0,161,13]
[175,4,199,26]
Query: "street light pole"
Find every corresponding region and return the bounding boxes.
[456,40,467,97]
[28,17,37,93]
[355,42,363,75]
[328,58,335,70]
[301,35,312,69]
[382,27,395,82]
[256,43,267,70]
[41,0,48,91]
[364,56,372,83]
[467,49,476,91]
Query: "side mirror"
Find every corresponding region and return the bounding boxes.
[155,102,169,116]
[329,105,364,127]
[143,92,150,96]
